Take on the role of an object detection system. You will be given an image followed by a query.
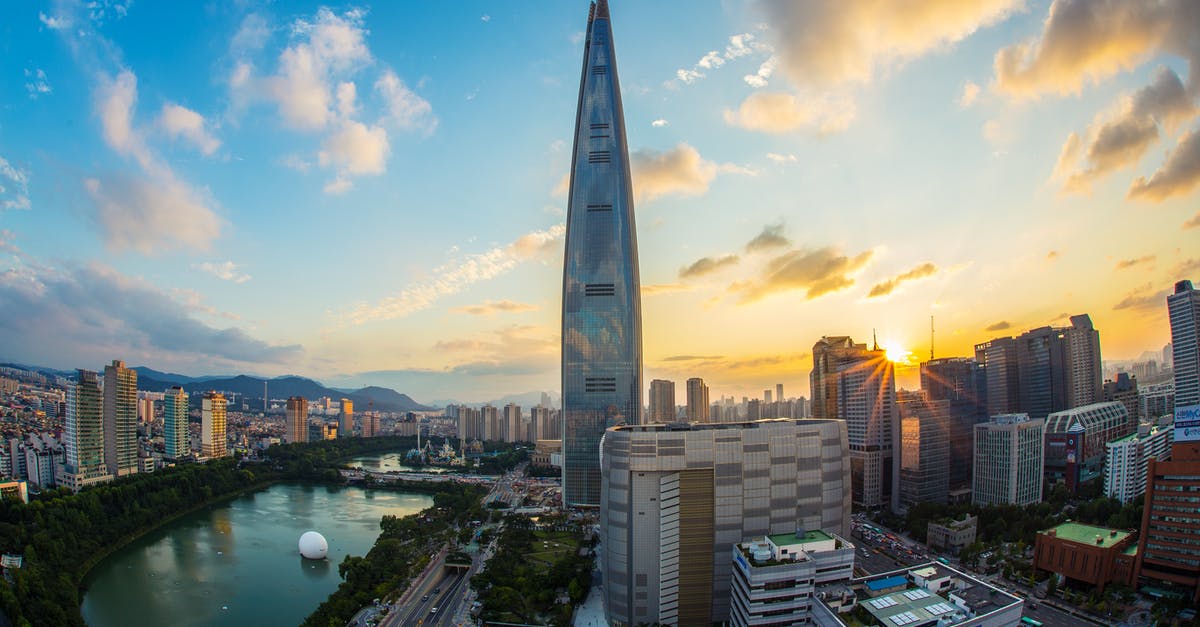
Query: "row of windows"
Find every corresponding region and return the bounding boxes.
[584,283,615,296]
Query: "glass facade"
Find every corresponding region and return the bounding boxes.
[164,386,188,459]
[561,0,642,507]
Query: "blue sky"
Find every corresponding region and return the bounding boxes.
[2,1,1198,403]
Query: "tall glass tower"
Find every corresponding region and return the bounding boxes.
[561,0,643,507]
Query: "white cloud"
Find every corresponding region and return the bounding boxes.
[697,51,725,70]
[651,119,668,127]
[744,56,778,88]
[90,69,223,253]
[24,68,52,98]
[345,224,566,324]
[159,103,221,155]
[724,91,856,135]
[671,32,771,87]
[767,152,797,163]
[959,81,982,107]
[38,12,69,30]
[375,70,437,131]
[631,143,752,203]
[197,261,252,284]
[324,176,353,194]
[481,14,491,23]
[319,120,390,182]
[0,156,31,211]
[676,68,704,84]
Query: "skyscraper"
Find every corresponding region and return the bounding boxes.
[811,336,899,512]
[920,357,987,490]
[648,379,675,422]
[897,392,950,510]
[286,396,308,444]
[503,403,522,443]
[561,0,643,507]
[202,391,228,458]
[686,377,710,422]
[775,383,784,403]
[164,386,189,460]
[339,398,354,438]
[103,359,139,477]
[973,414,1044,507]
[1169,280,1200,408]
[64,369,108,489]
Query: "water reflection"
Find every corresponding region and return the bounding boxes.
[299,556,331,580]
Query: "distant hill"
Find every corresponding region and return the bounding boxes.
[431,390,559,409]
[2,361,433,413]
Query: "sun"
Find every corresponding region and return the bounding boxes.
[883,343,911,364]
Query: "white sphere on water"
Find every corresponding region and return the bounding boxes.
[298,531,328,560]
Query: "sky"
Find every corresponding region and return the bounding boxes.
[1,0,1198,404]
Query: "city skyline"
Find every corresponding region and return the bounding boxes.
[2,1,1199,403]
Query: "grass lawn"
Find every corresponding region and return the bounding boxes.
[526,530,578,567]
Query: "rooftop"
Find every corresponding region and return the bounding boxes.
[770,529,833,546]
[1045,522,1132,547]
[865,575,908,592]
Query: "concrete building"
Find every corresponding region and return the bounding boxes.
[898,393,950,510]
[138,397,154,424]
[339,398,354,438]
[502,403,521,442]
[163,386,189,460]
[201,391,227,458]
[973,414,1044,507]
[687,377,710,422]
[600,418,851,625]
[730,530,855,626]
[1043,401,1131,491]
[103,359,139,477]
[23,434,62,489]
[286,396,308,444]
[1103,373,1140,429]
[1140,382,1175,422]
[832,563,1024,627]
[559,0,643,508]
[1134,408,1200,603]
[1033,522,1137,593]
[926,516,977,555]
[811,336,899,512]
[648,379,675,423]
[1104,423,1172,503]
[62,369,112,491]
[362,411,380,438]
[482,404,499,441]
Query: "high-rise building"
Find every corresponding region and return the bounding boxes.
[138,397,154,424]
[898,393,950,510]
[286,397,308,444]
[339,398,354,438]
[648,379,675,423]
[362,411,380,438]
[103,359,139,477]
[201,392,228,458]
[1063,314,1103,408]
[63,369,110,490]
[532,406,559,441]
[775,383,784,403]
[811,336,899,512]
[975,337,1020,416]
[601,418,851,624]
[1103,372,1140,429]
[1134,406,1200,602]
[1140,382,1175,422]
[1104,423,1172,503]
[973,414,1044,507]
[686,377,710,422]
[503,403,522,443]
[482,405,499,441]
[164,386,189,460]
[920,357,987,490]
[560,0,643,508]
[1169,280,1200,408]
[729,531,855,627]
[1043,401,1130,491]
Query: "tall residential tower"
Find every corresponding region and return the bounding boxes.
[561,0,643,507]
[103,359,139,477]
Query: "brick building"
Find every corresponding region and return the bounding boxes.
[1033,522,1138,593]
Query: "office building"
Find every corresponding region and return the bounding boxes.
[973,414,1044,506]
[1134,402,1200,602]
[1103,372,1140,429]
[776,383,784,404]
[1104,423,1172,503]
[362,411,379,438]
[835,563,1023,627]
[600,418,851,624]
[729,530,855,627]
[1043,401,1131,491]
[686,377,710,422]
[897,393,950,510]
[286,396,308,444]
[339,398,354,438]
[560,0,644,508]
[920,357,987,490]
[164,386,189,459]
[1141,381,1175,422]
[103,359,139,477]
[1034,522,1138,594]
[926,515,977,555]
[648,379,675,423]
[974,337,1020,416]
[811,336,899,512]
[1170,280,1200,407]
[62,370,111,491]
[201,391,227,458]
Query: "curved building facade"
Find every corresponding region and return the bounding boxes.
[561,0,643,507]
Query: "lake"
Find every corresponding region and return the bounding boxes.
[80,482,433,626]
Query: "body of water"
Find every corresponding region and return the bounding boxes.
[81,482,432,626]
[345,451,450,474]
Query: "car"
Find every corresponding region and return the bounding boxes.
[422,594,429,601]
[430,607,439,614]
[434,587,441,593]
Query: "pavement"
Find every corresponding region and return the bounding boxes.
[572,544,605,627]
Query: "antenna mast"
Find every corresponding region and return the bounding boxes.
[930,315,935,361]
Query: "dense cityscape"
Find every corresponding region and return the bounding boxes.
[3,1,1200,627]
